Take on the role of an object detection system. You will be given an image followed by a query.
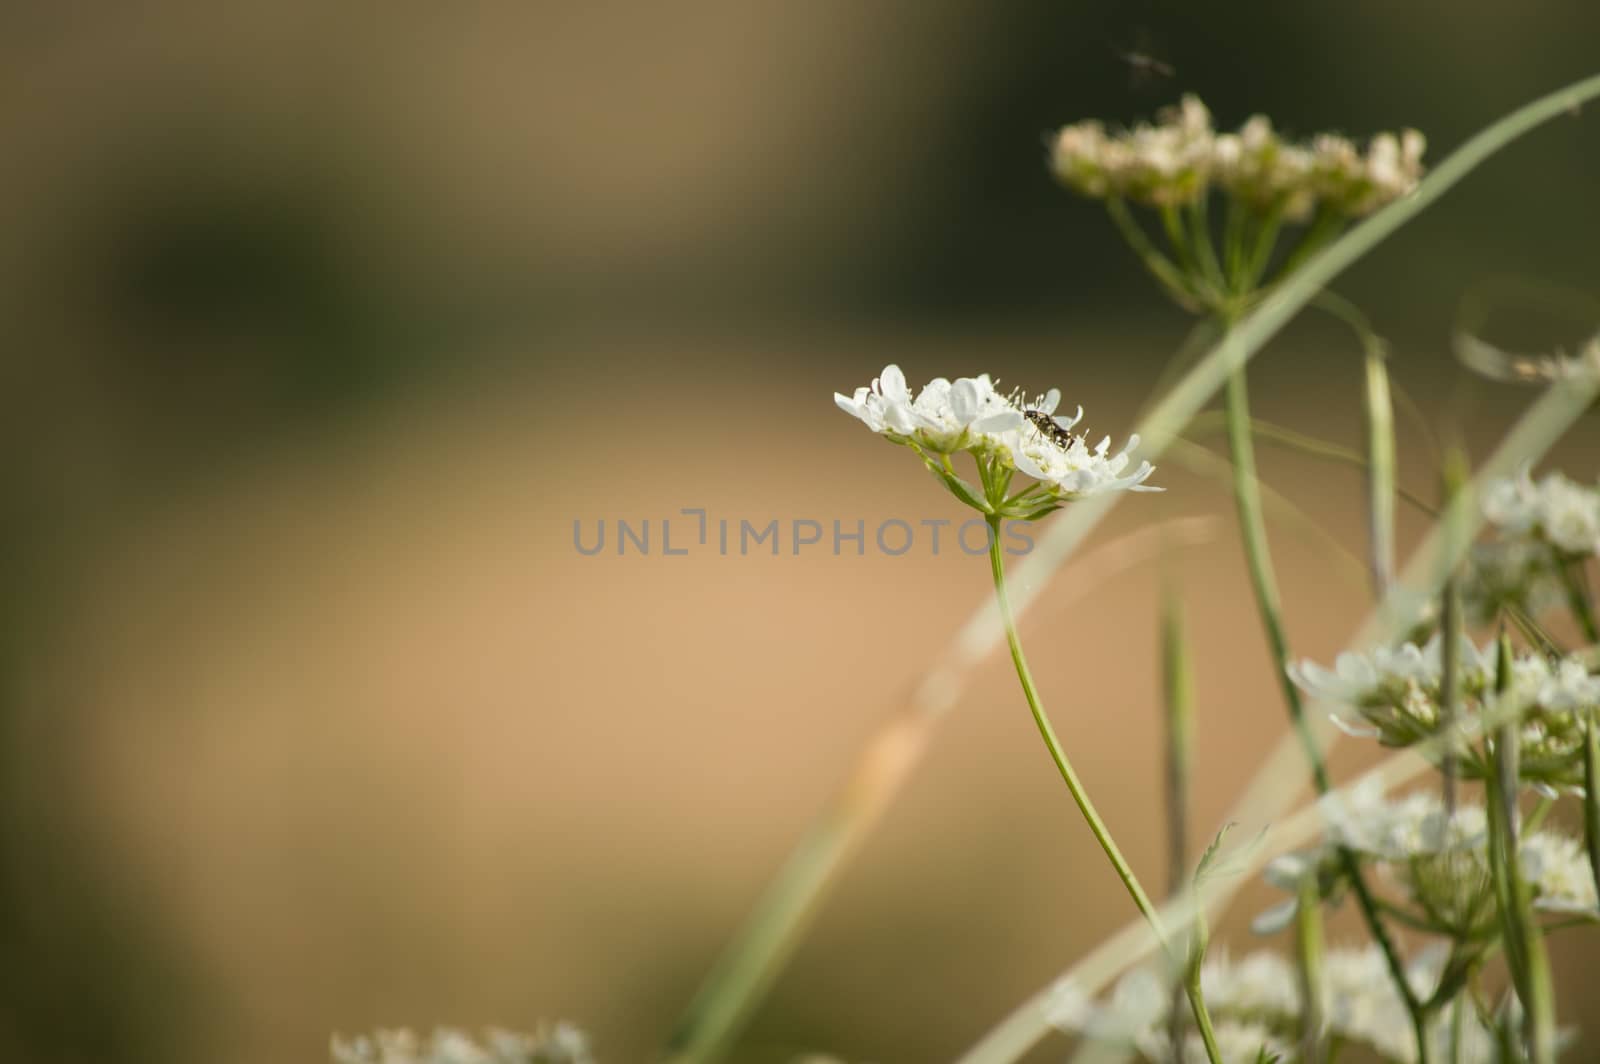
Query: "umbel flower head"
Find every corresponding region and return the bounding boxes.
[1289,634,1600,787]
[1050,95,1426,220]
[835,365,1158,518]
[1253,782,1598,939]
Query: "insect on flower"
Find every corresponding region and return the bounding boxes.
[1022,408,1079,449]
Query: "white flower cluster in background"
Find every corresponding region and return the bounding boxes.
[1482,468,1600,558]
[1459,537,1566,628]
[330,1024,593,1064]
[1050,95,1425,219]
[1252,783,1598,937]
[1049,944,1495,1064]
[1288,635,1600,785]
[834,365,1159,502]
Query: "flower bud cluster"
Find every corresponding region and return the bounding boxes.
[1289,635,1600,786]
[1050,95,1426,220]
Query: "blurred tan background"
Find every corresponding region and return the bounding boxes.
[2,2,1599,1062]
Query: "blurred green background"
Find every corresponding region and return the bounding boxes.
[2,2,1599,1061]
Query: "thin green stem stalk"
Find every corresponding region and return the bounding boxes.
[986,516,1222,1064]
[1558,557,1600,644]
[1222,361,1432,1063]
[985,516,1166,941]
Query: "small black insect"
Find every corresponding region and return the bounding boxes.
[1023,409,1077,449]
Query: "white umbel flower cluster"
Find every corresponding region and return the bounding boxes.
[1049,944,1493,1064]
[1254,783,1599,936]
[330,1024,593,1064]
[1288,635,1600,785]
[834,365,1159,504]
[1482,468,1600,558]
[1050,95,1425,219]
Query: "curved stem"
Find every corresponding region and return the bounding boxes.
[984,517,1222,1064]
[985,515,1167,940]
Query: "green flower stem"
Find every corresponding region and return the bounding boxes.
[1222,366,1325,787]
[1222,359,1433,1064]
[1295,873,1327,1064]
[1162,580,1196,1064]
[984,515,1222,1064]
[1107,198,1201,311]
[1185,194,1227,296]
[1583,715,1600,916]
[1272,207,1342,284]
[1183,411,1438,515]
[1558,557,1600,644]
[985,514,1163,932]
[1487,638,1556,1064]
[1240,206,1283,292]
[1182,911,1225,1064]
[1362,345,1399,596]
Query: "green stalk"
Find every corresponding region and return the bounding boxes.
[1107,198,1201,311]
[1441,577,1462,815]
[1363,346,1398,596]
[1186,193,1228,298]
[986,514,1221,1064]
[1295,873,1327,1064]
[985,515,1165,939]
[1183,411,1438,515]
[1440,451,1471,816]
[1183,908,1225,1064]
[1161,580,1196,1063]
[1487,635,1556,1064]
[1222,360,1432,1063]
[1162,583,1195,899]
[1558,557,1600,644]
[1583,714,1600,918]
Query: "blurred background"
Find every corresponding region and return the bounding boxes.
[2,2,1599,1061]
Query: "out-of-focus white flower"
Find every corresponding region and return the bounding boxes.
[1052,944,1498,1064]
[1256,787,1598,936]
[331,1024,594,1064]
[1051,97,1425,219]
[1460,537,1566,626]
[1288,635,1600,786]
[1134,1019,1291,1064]
[835,365,1158,507]
[1520,830,1600,914]
[1482,468,1600,557]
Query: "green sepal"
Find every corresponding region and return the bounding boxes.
[923,458,992,514]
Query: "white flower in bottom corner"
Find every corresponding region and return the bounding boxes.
[331,1023,594,1064]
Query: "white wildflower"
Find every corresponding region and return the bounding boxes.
[1460,537,1565,626]
[1052,97,1424,220]
[1520,830,1600,914]
[1257,788,1597,936]
[835,365,1158,507]
[1134,1020,1290,1064]
[1289,635,1599,786]
[1482,468,1600,557]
